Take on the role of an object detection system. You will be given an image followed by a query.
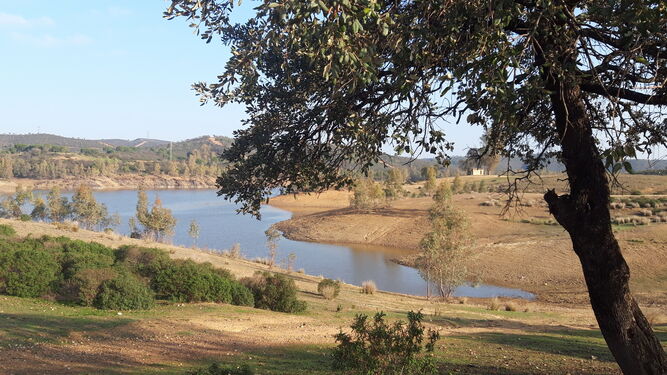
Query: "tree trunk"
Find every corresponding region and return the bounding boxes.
[543,76,667,374]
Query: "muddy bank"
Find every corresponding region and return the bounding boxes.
[269,189,667,305]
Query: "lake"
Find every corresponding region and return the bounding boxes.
[31,189,535,299]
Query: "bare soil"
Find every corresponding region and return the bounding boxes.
[270,175,667,305]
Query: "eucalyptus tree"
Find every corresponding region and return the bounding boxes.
[166,0,667,372]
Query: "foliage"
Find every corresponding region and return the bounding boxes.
[423,167,437,196]
[230,282,255,307]
[186,363,254,375]
[332,311,439,375]
[0,224,15,237]
[383,168,406,200]
[0,185,32,218]
[94,272,155,310]
[241,272,306,313]
[151,260,233,303]
[69,267,118,306]
[451,176,462,194]
[71,185,114,230]
[317,278,341,300]
[47,187,71,222]
[264,226,280,268]
[0,247,59,297]
[188,219,200,246]
[134,189,177,242]
[417,192,473,298]
[350,178,386,210]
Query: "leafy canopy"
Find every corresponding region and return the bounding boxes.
[165,0,666,216]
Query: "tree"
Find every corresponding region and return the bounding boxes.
[188,219,200,247]
[264,226,280,268]
[384,168,406,200]
[71,185,110,230]
[47,187,70,222]
[417,184,474,299]
[167,1,667,371]
[451,175,463,194]
[1,185,33,218]
[30,195,48,221]
[350,177,386,210]
[422,166,437,196]
[134,190,177,242]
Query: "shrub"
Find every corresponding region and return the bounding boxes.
[230,282,254,307]
[71,267,118,306]
[152,260,233,303]
[0,224,15,237]
[241,272,306,313]
[333,311,439,375]
[94,273,155,310]
[19,214,31,222]
[60,241,115,279]
[187,363,254,375]
[317,278,341,300]
[115,246,171,278]
[0,248,60,297]
[361,280,377,294]
[488,297,501,311]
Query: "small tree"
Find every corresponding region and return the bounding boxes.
[451,175,462,194]
[47,187,70,222]
[264,226,280,268]
[333,311,439,375]
[423,166,437,195]
[134,190,177,242]
[188,219,200,247]
[30,195,48,221]
[350,178,386,210]
[71,185,110,230]
[384,168,406,200]
[477,180,486,194]
[1,185,32,218]
[417,187,474,299]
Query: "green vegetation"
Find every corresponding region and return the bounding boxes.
[317,278,341,300]
[0,135,230,179]
[134,189,177,242]
[241,272,306,313]
[187,363,254,375]
[350,178,386,210]
[0,224,15,237]
[333,311,439,375]
[0,233,253,311]
[417,182,474,298]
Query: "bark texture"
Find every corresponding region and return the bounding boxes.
[543,75,667,374]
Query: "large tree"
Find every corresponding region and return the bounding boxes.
[166,0,667,372]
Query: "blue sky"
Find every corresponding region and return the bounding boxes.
[0,1,481,154]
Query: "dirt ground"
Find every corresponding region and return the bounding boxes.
[269,175,667,305]
[0,219,665,374]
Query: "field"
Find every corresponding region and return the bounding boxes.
[1,219,665,374]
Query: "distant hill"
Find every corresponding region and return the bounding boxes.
[0,133,234,161]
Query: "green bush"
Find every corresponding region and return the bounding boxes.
[187,363,254,375]
[115,246,171,278]
[94,273,155,310]
[60,241,115,279]
[317,278,341,300]
[151,260,233,303]
[0,248,60,297]
[333,311,439,375]
[0,224,16,237]
[19,214,31,222]
[70,267,118,306]
[242,272,306,313]
[230,282,254,307]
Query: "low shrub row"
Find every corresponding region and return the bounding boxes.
[0,226,306,313]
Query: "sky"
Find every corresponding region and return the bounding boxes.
[0,1,482,154]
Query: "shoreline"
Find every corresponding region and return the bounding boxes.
[0,175,217,193]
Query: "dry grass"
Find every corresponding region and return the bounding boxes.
[361,280,377,294]
[487,297,501,311]
[320,285,337,300]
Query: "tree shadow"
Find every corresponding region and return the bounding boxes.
[0,313,132,346]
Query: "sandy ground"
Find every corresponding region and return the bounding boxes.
[269,178,667,305]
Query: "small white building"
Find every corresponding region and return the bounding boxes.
[469,168,486,176]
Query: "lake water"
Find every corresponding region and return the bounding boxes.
[28,189,534,299]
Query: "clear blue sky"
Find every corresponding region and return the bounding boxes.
[0,1,481,154]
